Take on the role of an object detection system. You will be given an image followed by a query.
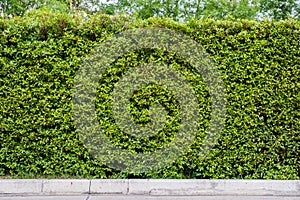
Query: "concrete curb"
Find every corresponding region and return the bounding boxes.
[0,179,299,196]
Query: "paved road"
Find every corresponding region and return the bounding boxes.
[0,196,299,200]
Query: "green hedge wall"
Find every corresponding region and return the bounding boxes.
[0,10,299,179]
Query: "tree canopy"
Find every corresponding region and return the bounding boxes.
[1,0,299,20]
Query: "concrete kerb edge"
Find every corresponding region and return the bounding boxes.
[0,179,299,196]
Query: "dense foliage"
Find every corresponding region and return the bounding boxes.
[0,10,299,179]
[1,0,300,21]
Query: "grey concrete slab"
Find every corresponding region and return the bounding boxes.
[0,179,299,196]
[214,179,300,196]
[129,179,214,195]
[90,179,128,194]
[0,196,87,200]
[128,179,300,196]
[0,180,42,194]
[1,195,298,200]
[42,179,90,194]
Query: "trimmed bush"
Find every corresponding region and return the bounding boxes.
[0,10,299,179]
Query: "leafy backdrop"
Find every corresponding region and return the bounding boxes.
[0,10,299,179]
